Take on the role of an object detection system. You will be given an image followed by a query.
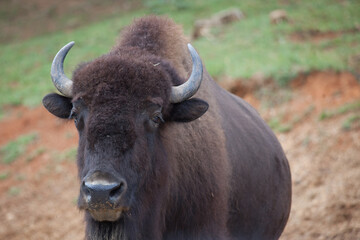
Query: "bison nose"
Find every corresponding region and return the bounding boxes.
[81,174,127,207]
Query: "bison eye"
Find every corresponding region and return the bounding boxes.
[151,112,164,126]
[70,107,83,129]
[69,99,86,130]
[70,111,79,125]
[69,108,78,120]
[69,109,76,119]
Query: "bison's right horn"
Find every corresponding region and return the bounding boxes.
[50,41,74,97]
[169,44,203,103]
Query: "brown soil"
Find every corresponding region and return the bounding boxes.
[1,71,360,239]
[0,106,82,239]
[0,0,141,43]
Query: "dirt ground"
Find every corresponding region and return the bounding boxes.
[0,0,141,43]
[0,71,360,239]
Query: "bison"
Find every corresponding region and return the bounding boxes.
[43,16,291,240]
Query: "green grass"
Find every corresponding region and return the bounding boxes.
[194,0,360,84]
[0,11,146,109]
[26,147,46,162]
[0,0,359,111]
[342,114,360,130]
[292,105,315,125]
[0,132,38,164]
[54,147,77,162]
[8,186,21,196]
[267,105,315,133]
[319,100,360,120]
[268,117,292,133]
[0,171,10,180]
[15,174,26,181]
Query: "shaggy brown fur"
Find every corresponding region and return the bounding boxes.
[42,16,291,240]
[114,17,191,79]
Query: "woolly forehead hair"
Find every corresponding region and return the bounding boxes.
[71,53,174,110]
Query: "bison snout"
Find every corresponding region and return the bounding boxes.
[80,171,127,209]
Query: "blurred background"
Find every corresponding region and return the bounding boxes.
[0,0,359,239]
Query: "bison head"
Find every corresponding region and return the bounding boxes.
[42,42,208,222]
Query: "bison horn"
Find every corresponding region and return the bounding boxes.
[50,41,74,97]
[169,44,203,103]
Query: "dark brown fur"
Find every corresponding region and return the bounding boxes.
[43,16,291,240]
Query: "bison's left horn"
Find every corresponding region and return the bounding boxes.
[169,44,203,103]
[50,41,74,97]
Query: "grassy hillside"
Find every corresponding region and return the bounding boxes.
[0,0,359,113]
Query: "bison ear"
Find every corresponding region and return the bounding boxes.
[42,93,72,119]
[168,98,209,122]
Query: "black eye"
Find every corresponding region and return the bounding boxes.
[70,107,82,128]
[151,113,164,125]
[69,108,78,120]
[69,99,87,130]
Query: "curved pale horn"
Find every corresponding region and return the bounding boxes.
[169,44,203,103]
[50,41,75,97]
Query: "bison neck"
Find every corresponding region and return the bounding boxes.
[85,216,126,240]
[85,211,165,240]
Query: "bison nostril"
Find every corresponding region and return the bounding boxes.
[82,181,91,200]
[109,181,127,202]
[81,177,127,205]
